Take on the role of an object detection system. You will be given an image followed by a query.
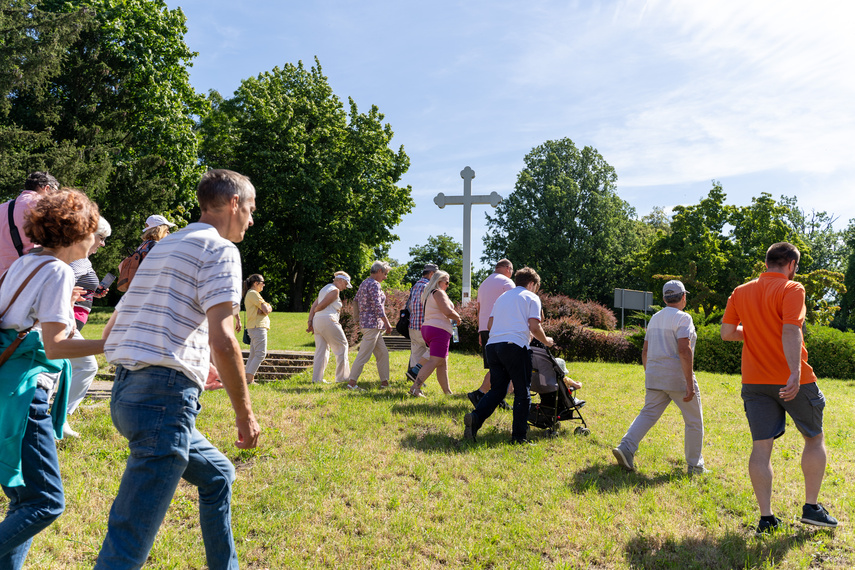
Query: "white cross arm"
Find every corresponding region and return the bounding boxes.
[434,191,502,209]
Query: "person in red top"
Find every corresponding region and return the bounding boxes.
[721,242,837,534]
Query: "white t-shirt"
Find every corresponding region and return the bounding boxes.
[0,254,76,389]
[486,286,542,349]
[476,272,514,331]
[105,223,242,390]
[314,283,341,318]
[644,306,697,391]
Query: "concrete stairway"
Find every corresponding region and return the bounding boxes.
[383,333,411,351]
[85,350,314,399]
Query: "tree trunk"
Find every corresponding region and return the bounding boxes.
[289,262,306,311]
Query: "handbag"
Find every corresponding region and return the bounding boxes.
[0,258,55,367]
[242,308,250,345]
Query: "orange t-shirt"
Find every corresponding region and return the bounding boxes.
[722,272,816,385]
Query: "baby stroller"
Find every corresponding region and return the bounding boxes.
[528,339,589,436]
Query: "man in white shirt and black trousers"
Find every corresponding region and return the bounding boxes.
[463,267,553,445]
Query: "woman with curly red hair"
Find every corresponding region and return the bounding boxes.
[0,188,106,568]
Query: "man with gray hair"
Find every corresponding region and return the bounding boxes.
[613,280,705,475]
[406,263,438,378]
[96,169,260,568]
[0,171,60,273]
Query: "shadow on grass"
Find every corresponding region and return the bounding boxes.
[624,526,826,569]
[569,464,684,494]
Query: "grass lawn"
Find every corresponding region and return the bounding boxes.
[13,311,855,568]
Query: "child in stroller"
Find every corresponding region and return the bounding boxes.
[529,340,589,435]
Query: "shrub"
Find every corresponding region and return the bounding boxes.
[453,301,480,353]
[693,324,742,375]
[544,317,640,364]
[540,295,617,330]
[805,325,855,380]
[692,324,855,380]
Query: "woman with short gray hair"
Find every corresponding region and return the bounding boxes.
[307,271,352,384]
[346,261,393,391]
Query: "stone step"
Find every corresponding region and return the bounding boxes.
[86,350,315,398]
[383,336,411,351]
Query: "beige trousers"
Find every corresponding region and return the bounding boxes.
[408,328,429,368]
[312,315,350,383]
[349,328,389,383]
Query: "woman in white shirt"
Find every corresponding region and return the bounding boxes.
[307,272,352,384]
[0,189,106,567]
[243,274,272,384]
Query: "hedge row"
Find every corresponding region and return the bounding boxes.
[346,288,855,380]
[689,324,855,380]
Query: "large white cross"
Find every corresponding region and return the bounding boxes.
[434,166,502,305]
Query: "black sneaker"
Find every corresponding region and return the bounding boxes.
[467,390,484,408]
[571,397,586,408]
[498,399,511,411]
[463,412,477,442]
[755,516,782,536]
[799,504,838,528]
[511,438,535,445]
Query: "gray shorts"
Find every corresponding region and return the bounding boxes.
[741,382,825,440]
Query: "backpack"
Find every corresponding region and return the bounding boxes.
[117,240,156,292]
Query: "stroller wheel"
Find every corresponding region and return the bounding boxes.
[574,426,591,436]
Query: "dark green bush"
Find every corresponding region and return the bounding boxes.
[805,325,855,380]
[544,317,641,364]
[693,324,742,375]
[692,323,855,380]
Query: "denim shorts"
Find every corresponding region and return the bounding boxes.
[741,382,825,440]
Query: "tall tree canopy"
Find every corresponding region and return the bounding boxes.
[639,183,846,322]
[482,138,641,304]
[404,234,464,302]
[1,0,207,282]
[199,59,413,310]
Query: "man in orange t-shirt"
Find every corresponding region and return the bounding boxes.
[721,242,837,534]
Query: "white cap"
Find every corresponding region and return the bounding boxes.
[143,215,176,236]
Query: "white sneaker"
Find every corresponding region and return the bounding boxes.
[62,423,80,439]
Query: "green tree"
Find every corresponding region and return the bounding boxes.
[405,234,463,302]
[199,59,413,310]
[483,138,641,304]
[1,0,207,288]
[642,184,816,314]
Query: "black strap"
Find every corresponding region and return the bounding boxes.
[7,198,24,257]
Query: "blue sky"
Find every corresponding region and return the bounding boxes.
[167,0,855,269]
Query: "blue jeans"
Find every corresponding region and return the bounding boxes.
[0,388,65,570]
[473,342,532,441]
[95,366,238,570]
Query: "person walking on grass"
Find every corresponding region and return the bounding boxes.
[721,242,837,535]
[0,171,59,274]
[96,170,261,569]
[242,273,272,385]
[347,261,393,391]
[0,189,105,569]
[307,271,352,384]
[405,263,437,376]
[612,280,705,475]
[463,267,553,444]
[406,270,461,397]
[467,258,514,409]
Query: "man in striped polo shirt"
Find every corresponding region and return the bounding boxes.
[96,170,261,569]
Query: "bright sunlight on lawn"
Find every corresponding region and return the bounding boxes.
[16,311,855,568]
